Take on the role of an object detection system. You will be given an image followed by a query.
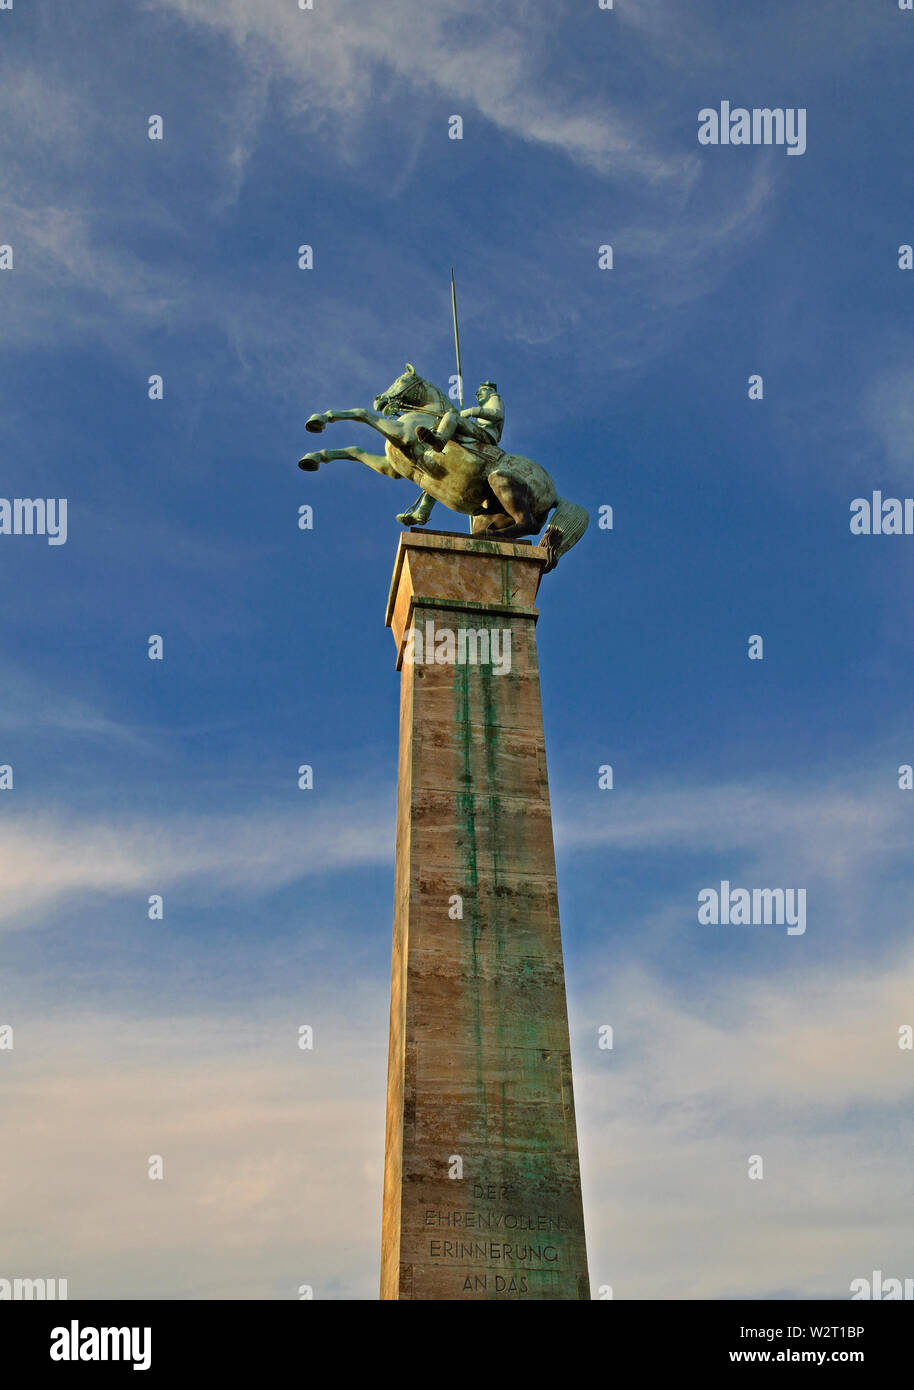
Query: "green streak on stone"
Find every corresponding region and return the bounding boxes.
[454,654,486,1125]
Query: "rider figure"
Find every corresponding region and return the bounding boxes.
[419,381,505,453]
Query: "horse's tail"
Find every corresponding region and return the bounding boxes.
[542,496,589,570]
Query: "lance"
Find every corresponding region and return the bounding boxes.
[450,268,463,410]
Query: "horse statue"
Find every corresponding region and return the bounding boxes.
[297,364,588,572]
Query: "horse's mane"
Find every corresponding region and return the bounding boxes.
[404,372,451,413]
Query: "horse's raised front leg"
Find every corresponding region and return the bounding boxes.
[305,407,447,481]
[298,445,400,478]
[305,407,411,450]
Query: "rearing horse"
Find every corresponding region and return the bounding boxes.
[298,364,588,572]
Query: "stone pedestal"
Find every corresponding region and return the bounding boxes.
[380,531,589,1301]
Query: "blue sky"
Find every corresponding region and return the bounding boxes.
[1,0,913,1299]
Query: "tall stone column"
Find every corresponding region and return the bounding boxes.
[380,530,590,1301]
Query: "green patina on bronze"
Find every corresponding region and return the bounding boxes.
[296,363,590,574]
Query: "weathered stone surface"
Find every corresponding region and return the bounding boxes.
[380,531,589,1301]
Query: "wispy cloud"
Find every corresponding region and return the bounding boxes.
[862,362,914,473]
[2,941,910,1299]
[575,947,914,1297]
[0,1011,387,1298]
[152,0,688,183]
[1,763,911,1296]
[557,776,909,877]
[0,0,780,386]
[0,667,158,750]
[2,771,905,931]
[0,801,394,928]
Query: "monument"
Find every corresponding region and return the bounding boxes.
[298,353,590,1299]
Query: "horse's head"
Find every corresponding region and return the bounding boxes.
[374,364,449,417]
